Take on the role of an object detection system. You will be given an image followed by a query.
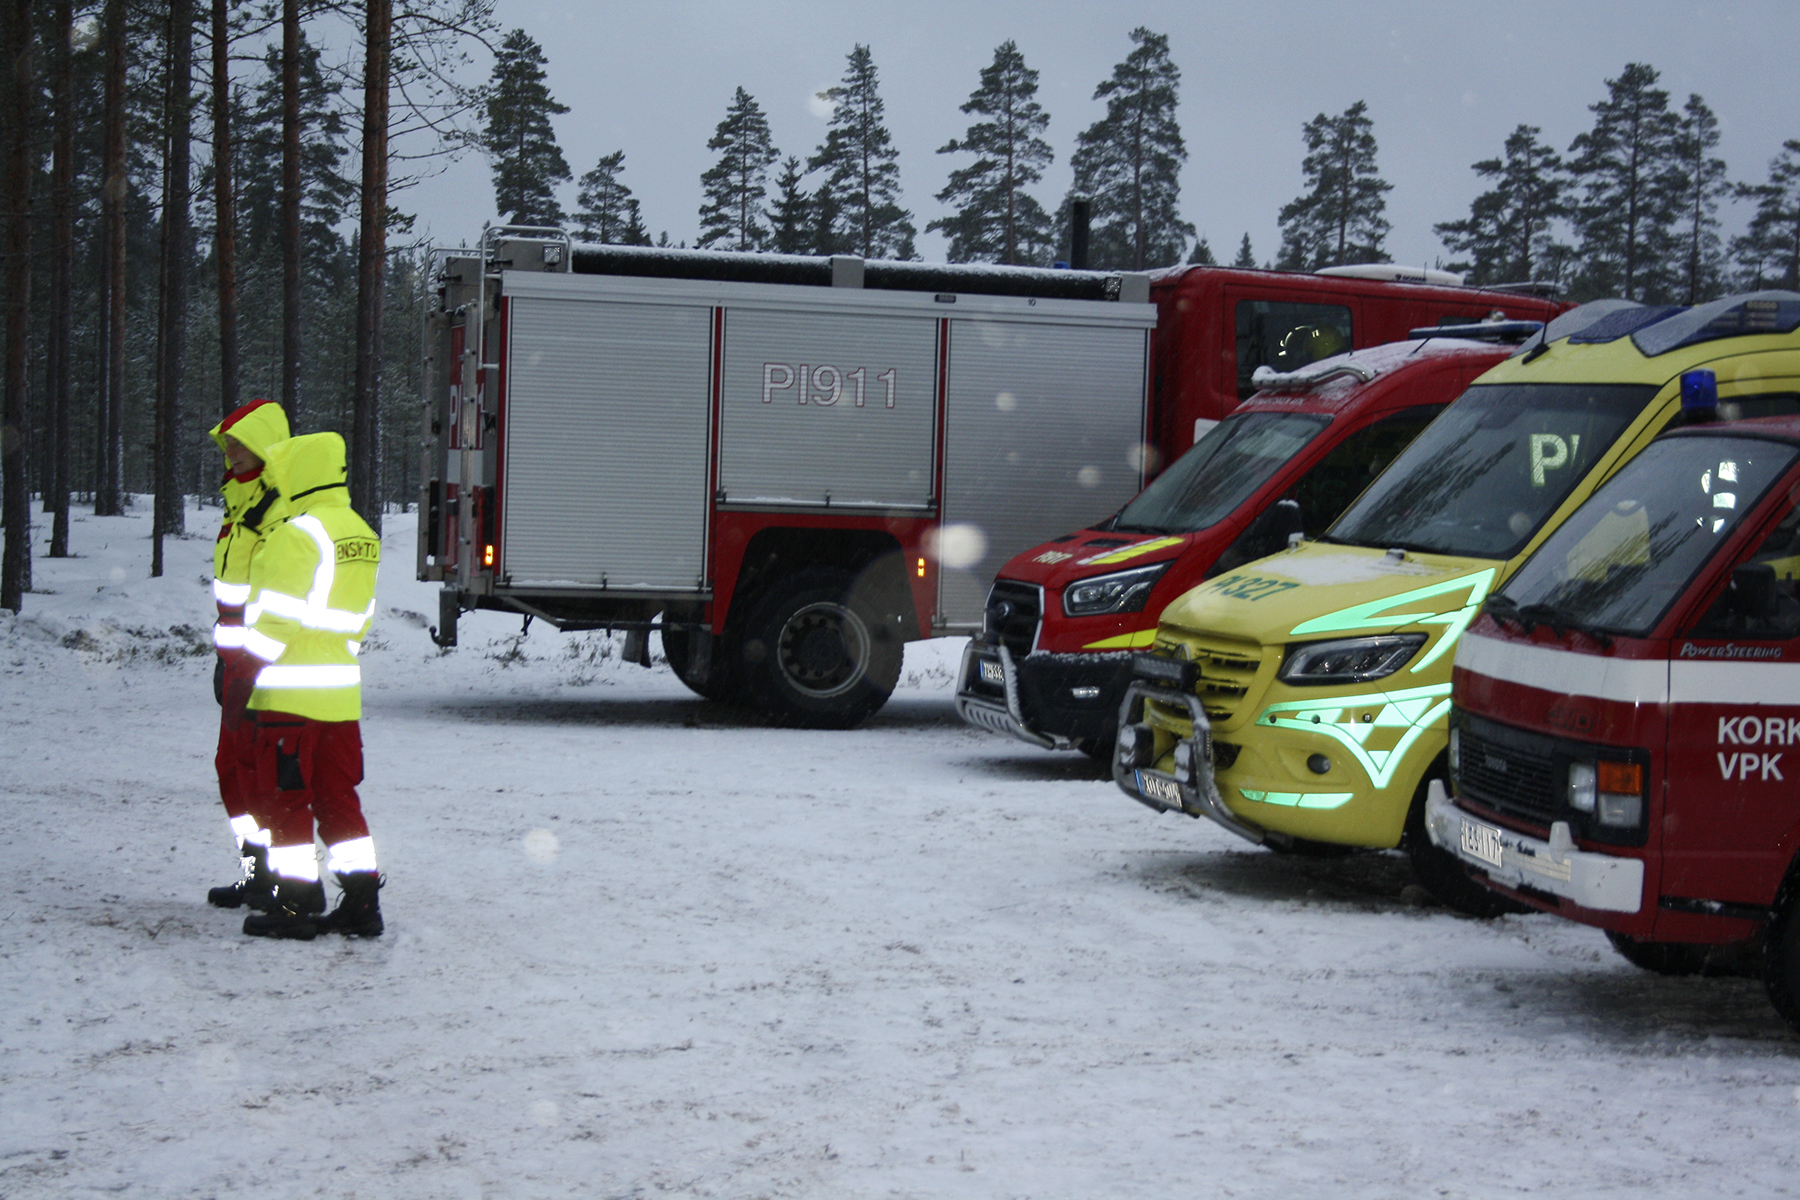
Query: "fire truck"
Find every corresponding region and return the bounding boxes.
[1114,294,1800,913]
[954,330,1541,756]
[1420,296,1800,1026]
[418,225,1565,728]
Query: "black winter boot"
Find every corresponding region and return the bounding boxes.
[315,871,384,937]
[242,878,327,940]
[209,842,276,910]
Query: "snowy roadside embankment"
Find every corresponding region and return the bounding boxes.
[2,499,1797,1199]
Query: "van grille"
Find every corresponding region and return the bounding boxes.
[984,580,1041,658]
[1151,631,1265,723]
[1456,716,1559,827]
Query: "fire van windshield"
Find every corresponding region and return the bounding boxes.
[1324,383,1655,559]
[1111,411,1330,534]
[1494,434,1799,638]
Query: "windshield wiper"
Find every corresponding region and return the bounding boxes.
[1518,602,1614,648]
[1110,522,1172,535]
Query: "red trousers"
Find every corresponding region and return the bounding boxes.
[214,650,262,823]
[253,712,371,850]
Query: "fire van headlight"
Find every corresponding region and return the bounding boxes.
[1063,563,1171,617]
[1569,758,1645,828]
[1277,634,1427,685]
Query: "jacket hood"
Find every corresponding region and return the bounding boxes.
[209,399,290,463]
[263,432,350,512]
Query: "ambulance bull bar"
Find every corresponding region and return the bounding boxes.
[1113,677,1266,846]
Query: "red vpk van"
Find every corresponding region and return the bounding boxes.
[1426,317,1800,1025]
[957,331,1532,755]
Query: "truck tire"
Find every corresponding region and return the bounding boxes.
[737,567,902,729]
[1606,931,1713,977]
[660,626,732,702]
[1764,885,1800,1031]
[1404,773,1531,918]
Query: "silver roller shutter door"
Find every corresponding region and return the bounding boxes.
[940,319,1149,627]
[501,296,712,590]
[718,308,938,508]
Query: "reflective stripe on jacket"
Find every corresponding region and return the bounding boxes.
[245,433,379,722]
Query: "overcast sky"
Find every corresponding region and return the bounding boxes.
[394,0,1800,273]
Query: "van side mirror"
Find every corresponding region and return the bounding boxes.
[1261,498,1305,547]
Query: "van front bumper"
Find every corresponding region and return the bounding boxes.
[1424,782,1644,913]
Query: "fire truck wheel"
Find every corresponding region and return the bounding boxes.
[1763,885,1800,1030]
[1404,774,1532,918]
[1605,931,1713,976]
[738,568,902,729]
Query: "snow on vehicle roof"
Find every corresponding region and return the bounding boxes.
[1247,337,1504,406]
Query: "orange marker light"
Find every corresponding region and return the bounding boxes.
[916,556,927,578]
[483,544,495,568]
[1598,760,1642,794]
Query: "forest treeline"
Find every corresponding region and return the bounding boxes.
[3,8,1799,611]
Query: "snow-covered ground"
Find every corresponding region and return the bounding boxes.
[3,498,1798,1199]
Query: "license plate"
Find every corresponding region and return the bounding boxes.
[1459,817,1506,869]
[1135,771,1184,808]
[978,658,1004,685]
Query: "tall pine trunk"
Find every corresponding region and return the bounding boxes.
[2,0,33,612]
[47,0,72,557]
[280,0,301,426]
[95,0,125,517]
[350,0,390,531]
[153,0,193,577]
[211,0,238,417]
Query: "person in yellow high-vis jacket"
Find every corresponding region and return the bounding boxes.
[238,432,384,940]
[206,400,290,912]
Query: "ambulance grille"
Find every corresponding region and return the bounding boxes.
[984,580,1042,658]
[1455,717,1558,826]
[1151,632,1264,723]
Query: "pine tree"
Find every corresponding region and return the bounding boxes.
[1187,235,1214,265]
[240,34,355,270]
[768,155,809,253]
[1433,124,1570,286]
[1233,233,1257,269]
[621,197,651,246]
[809,44,915,259]
[697,87,778,251]
[926,40,1053,265]
[1670,94,1731,303]
[1732,140,1800,291]
[1565,63,1682,302]
[1064,27,1191,270]
[481,28,569,225]
[573,150,643,243]
[1277,100,1392,270]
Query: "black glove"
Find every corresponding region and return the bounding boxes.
[213,655,225,706]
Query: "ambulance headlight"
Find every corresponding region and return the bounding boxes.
[1063,563,1171,617]
[1278,634,1426,685]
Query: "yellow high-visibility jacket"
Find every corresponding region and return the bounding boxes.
[209,401,291,652]
[244,433,380,723]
